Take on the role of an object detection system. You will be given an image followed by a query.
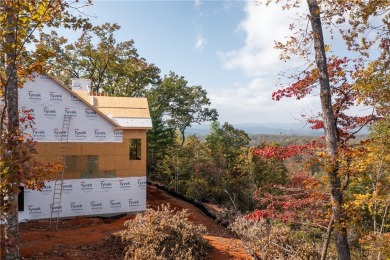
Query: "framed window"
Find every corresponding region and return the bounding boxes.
[129,139,142,160]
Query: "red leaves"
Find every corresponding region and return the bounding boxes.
[379,38,390,51]
[272,56,356,102]
[270,56,374,146]
[246,171,330,225]
[307,118,324,130]
[19,109,35,125]
[272,70,317,101]
[245,209,274,221]
[254,139,324,160]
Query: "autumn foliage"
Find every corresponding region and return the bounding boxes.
[247,171,329,226]
[251,36,388,259]
[256,57,376,159]
[248,54,389,259]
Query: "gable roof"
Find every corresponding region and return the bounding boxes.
[46,75,152,130]
[45,74,120,128]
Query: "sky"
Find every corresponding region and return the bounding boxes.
[71,0,339,127]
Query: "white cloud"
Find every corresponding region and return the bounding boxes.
[209,77,320,124]
[218,2,305,77]
[195,34,207,52]
[211,1,319,125]
[213,2,368,126]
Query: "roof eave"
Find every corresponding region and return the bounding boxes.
[114,126,153,130]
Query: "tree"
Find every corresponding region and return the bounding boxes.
[345,117,390,259]
[39,24,217,181]
[40,23,161,96]
[146,113,176,176]
[206,121,250,172]
[147,72,218,177]
[148,72,218,145]
[0,1,90,258]
[257,0,389,258]
[204,122,288,211]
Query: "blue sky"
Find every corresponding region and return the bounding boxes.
[74,1,328,126]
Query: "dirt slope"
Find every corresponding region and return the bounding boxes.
[20,185,252,259]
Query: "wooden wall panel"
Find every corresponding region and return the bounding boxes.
[34,129,147,178]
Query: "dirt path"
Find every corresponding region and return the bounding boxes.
[20,185,252,259]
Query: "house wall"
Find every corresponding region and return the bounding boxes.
[19,75,125,143]
[35,129,147,179]
[17,76,151,221]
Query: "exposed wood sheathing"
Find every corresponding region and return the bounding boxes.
[35,123,147,179]
[74,91,151,122]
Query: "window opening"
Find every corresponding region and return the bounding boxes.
[129,139,141,160]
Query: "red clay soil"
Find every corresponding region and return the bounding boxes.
[20,185,253,259]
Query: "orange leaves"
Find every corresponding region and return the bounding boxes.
[0,0,92,83]
[0,131,57,193]
[23,162,59,190]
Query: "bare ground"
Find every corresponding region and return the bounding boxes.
[20,185,252,259]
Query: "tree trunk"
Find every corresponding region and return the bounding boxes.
[3,3,20,259]
[321,215,334,260]
[306,0,351,259]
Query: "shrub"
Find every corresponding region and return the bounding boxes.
[229,216,323,259]
[360,232,390,259]
[120,204,211,260]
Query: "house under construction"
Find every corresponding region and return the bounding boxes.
[18,74,152,222]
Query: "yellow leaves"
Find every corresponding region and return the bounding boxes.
[316,151,327,158]
[335,70,345,77]
[31,1,55,23]
[353,193,371,205]
[324,44,331,52]
[361,37,367,48]
[53,162,64,171]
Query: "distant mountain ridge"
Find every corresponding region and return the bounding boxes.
[186,122,369,136]
[185,122,324,136]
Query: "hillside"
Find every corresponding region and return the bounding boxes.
[20,185,252,259]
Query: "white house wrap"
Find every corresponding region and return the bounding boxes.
[17,75,152,221]
[19,75,123,142]
[18,177,146,222]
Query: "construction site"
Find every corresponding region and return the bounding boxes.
[18,74,152,223]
